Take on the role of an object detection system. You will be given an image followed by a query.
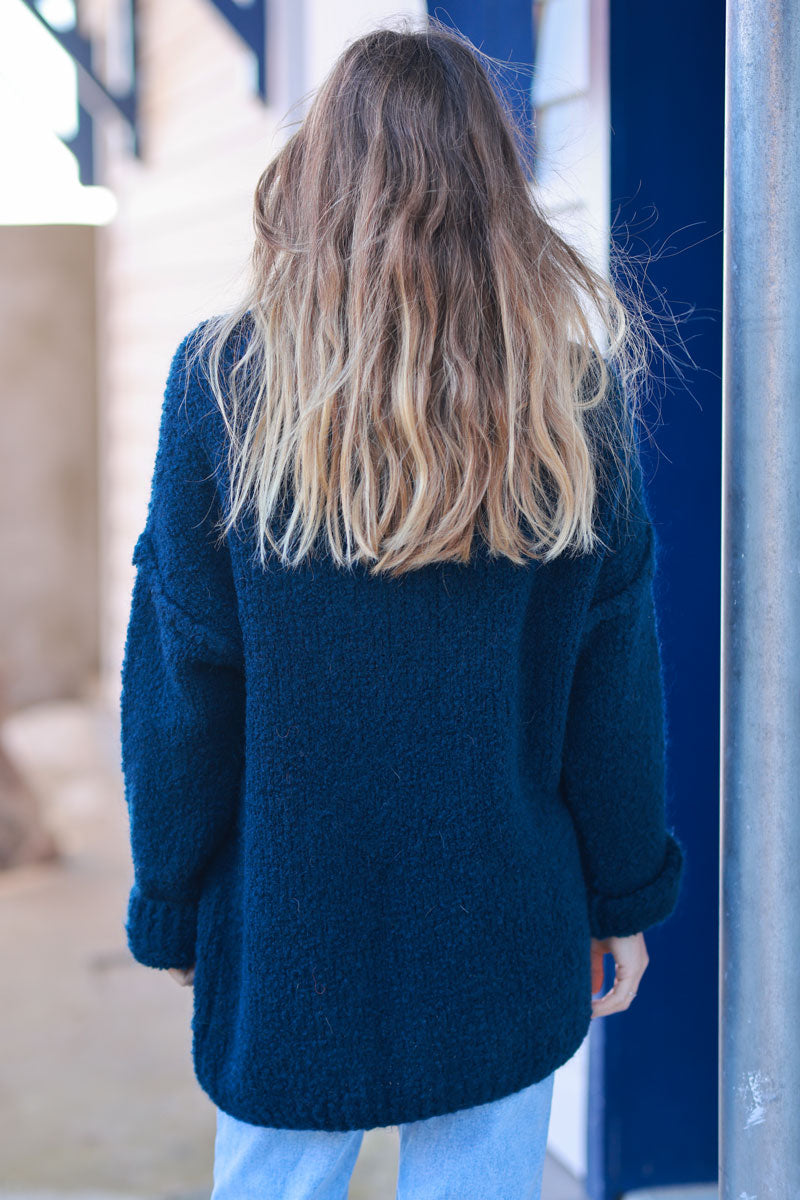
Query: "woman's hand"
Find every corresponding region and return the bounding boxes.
[168,965,195,986]
[590,932,648,1017]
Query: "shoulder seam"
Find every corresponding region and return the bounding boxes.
[584,519,656,631]
[132,527,243,669]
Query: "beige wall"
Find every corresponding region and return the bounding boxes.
[0,224,99,709]
[93,0,422,708]
[95,0,278,710]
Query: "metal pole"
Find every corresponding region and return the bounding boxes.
[721,1,800,1196]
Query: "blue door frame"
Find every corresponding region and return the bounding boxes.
[427,2,722,1195]
[598,1,724,1193]
[429,1,537,161]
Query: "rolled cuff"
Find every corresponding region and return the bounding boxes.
[587,832,685,940]
[125,882,198,969]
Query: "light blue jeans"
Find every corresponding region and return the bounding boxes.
[210,1070,555,1199]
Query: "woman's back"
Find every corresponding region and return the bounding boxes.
[120,19,685,1148]
[121,319,684,1130]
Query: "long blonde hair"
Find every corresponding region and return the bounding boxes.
[187,17,665,577]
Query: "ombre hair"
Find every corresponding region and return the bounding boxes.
[187,16,671,577]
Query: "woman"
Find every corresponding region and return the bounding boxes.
[120,17,686,1199]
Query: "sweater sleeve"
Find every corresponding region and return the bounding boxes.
[558,400,686,941]
[120,327,246,970]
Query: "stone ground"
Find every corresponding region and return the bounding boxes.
[0,697,593,1200]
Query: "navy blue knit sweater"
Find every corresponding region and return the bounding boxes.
[120,318,685,1132]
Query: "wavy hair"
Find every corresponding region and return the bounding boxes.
[187,16,672,577]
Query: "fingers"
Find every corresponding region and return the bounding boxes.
[167,965,195,986]
[590,932,648,1018]
[590,940,605,995]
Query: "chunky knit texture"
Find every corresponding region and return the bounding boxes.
[120,318,686,1132]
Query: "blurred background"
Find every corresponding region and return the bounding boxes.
[0,1,722,1197]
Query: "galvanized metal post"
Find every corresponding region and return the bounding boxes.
[721,1,800,1196]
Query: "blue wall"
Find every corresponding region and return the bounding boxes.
[591,1,725,1195]
[428,0,537,169]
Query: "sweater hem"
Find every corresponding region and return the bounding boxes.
[190,1002,593,1132]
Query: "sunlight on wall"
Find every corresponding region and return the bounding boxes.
[0,0,116,224]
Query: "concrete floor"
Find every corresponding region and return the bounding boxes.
[0,697,587,1200]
